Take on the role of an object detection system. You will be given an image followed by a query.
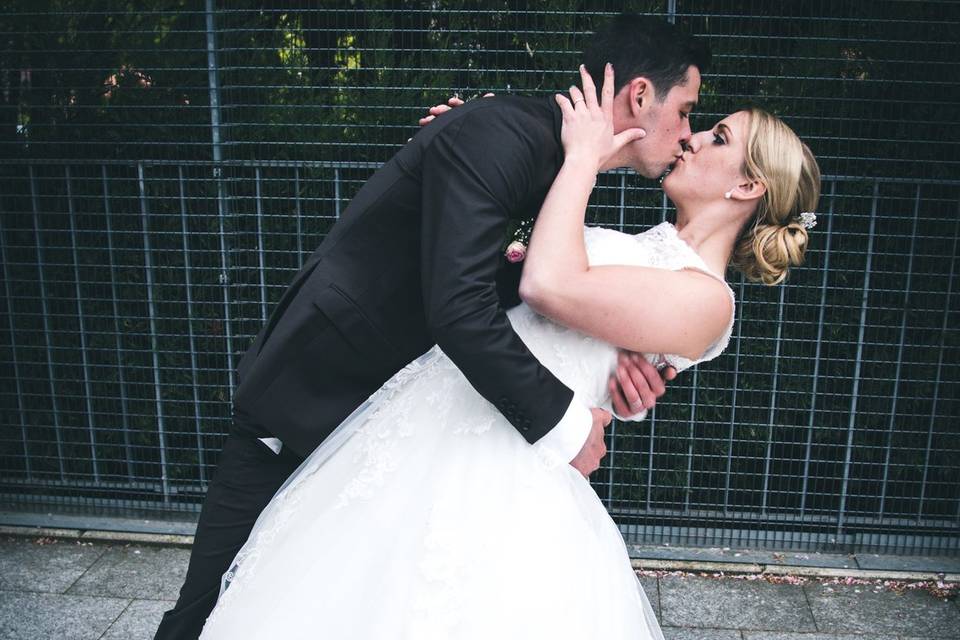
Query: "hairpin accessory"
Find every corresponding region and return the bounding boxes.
[799,211,817,229]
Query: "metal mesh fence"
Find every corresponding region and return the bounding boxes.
[1,1,958,554]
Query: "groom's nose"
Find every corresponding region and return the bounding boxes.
[679,119,692,147]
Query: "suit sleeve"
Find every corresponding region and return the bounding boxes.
[419,107,590,451]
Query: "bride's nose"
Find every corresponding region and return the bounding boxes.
[686,130,709,153]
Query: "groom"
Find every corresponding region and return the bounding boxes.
[155,14,709,639]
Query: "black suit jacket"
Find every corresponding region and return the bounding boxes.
[233,96,575,457]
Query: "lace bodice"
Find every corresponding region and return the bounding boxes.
[506,222,736,410]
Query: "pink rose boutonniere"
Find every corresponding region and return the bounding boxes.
[505,241,527,263]
[502,217,534,263]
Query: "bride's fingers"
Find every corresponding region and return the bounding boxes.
[612,126,646,149]
[601,62,615,117]
[609,378,632,418]
[446,96,465,107]
[555,93,575,118]
[567,84,586,109]
[578,64,600,111]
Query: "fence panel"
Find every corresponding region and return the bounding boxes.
[1,2,957,554]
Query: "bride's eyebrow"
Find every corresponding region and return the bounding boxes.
[716,123,733,140]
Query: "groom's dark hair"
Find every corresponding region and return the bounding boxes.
[583,14,711,101]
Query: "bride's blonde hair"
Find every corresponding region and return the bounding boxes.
[730,108,821,285]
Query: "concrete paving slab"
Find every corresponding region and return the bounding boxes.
[0,511,197,537]
[0,526,80,540]
[762,565,949,582]
[659,575,815,632]
[639,575,661,620]
[630,545,856,570]
[805,582,960,636]
[0,591,128,640]
[765,553,856,570]
[663,627,742,639]
[66,544,189,601]
[0,537,104,594]
[634,558,765,573]
[743,633,898,640]
[79,530,193,547]
[856,554,960,574]
[100,599,174,640]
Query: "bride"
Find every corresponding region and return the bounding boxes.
[199,66,820,639]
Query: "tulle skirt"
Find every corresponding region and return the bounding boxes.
[199,347,663,640]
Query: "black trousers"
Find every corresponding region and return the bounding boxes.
[153,424,304,640]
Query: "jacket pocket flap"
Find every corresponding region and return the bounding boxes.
[311,284,396,358]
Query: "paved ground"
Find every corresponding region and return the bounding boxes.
[0,534,958,640]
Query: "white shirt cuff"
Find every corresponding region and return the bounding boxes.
[534,394,592,463]
[258,437,283,455]
[612,407,648,422]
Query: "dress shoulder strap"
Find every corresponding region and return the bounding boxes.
[655,223,737,372]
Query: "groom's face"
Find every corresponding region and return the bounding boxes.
[619,66,701,179]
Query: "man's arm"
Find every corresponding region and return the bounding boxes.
[419,103,592,464]
[417,97,677,422]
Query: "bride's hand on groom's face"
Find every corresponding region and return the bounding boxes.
[609,351,676,417]
[555,64,646,173]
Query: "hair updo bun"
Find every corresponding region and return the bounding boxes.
[729,109,821,285]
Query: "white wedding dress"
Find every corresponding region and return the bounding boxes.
[199,222,735,640]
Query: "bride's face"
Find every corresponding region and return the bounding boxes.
[662,110,751,206]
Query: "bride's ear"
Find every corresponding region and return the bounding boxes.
[726,179,766,203]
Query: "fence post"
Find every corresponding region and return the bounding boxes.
[800,180,836,516]
[919,196,959,523]
[29,166,66,481]
[723,278,745,514]
[761,284,786,515]
[138,163,171,504]
[101,166,136,482]
[206,0,236,396]
[65,166,99,483]
[837,180,880,541]
[0,210,31,480]
[178,166,207,484]
[255,166,267,323]
[879,184,921,519]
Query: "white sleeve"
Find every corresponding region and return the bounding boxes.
[533,394,593,462]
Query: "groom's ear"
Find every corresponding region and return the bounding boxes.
[626,77,653,118]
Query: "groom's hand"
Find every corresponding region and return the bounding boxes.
[610,351,676,418]
[569,408,612,478]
